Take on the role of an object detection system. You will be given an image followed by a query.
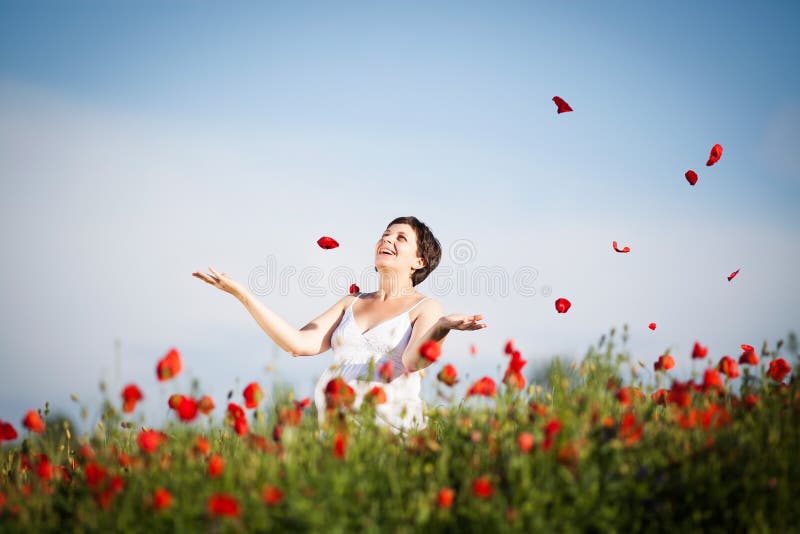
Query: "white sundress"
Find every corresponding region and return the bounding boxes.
[313,294,430,432]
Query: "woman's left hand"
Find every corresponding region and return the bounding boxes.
[438,314,487,332]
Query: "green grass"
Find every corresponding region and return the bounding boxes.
[1,329,798,533]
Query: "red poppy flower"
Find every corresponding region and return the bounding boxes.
[727,269,740,281]
[348,283,359,295]
[508,351,527,373]
[767,358,791,383]
[743,394,758,409]
[552,96,573,114]
[648,322,656,331]
[619,413,643,446]
[703,369,724,391]
[198,395,215,415]
[472,476,494,498]
[85,463,107,488]
[543,418,562,450]
[152,488,173,511]
[156,348,182,381]
[333,432,347,459]
[121,384,143,414]
[168,394,184,410]
[503,369,526,390]
[208,455,224,478]
[437,364,459,386]
[177,397,199,422]
[437,488,455,509]
[685,170,698,186]
[706,143,723,166]
[243,382,263,409]
[207,493,241,518]
[517,432,535,453]
[616,387,645,406]
[227,402,245,421]
[419,340,442,363]
[36,454,54,481]
[544,419,562,437]
[324,377,356,410]
[654,354,675,371]
[378,361,394,383]
[365,386,387,405]
[195,436,211,456]
[22,410,45,434]
[262,485,284,506]
[80,444,96,460]
[612,241,631,253]
[227,403,248,436]
[739,344,759,365]
[138,429,166,454]
[0,420,18,442]
[316,236,339,250]
[555,298,571,314]
[692,342,708,359]
[717,356,740,379]
[504,340,514,355]
[466,376,497,397]
[233,417,248,436]
[651,388,668,405]
[701,403,731,430]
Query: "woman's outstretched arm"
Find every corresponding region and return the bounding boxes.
[193,267,349,356]
[400,300,487,371]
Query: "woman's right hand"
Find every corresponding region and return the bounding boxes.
[192,267,248,300]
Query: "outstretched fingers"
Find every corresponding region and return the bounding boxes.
[192,270,220,286]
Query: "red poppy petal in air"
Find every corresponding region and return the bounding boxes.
[727,269,740,282]
[317,236,339,250]
[706,144,723,166]
[648,323,656,331]
[612,241,631,253]
[555,298,571,314]
[685,170,698,186]
[552,96,573,114]
[349,284,359,295]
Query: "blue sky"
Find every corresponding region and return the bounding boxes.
[1,1,798,430]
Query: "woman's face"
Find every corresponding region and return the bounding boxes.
[374,223,425,277]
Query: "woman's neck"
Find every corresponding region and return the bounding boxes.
[375,272,416,300]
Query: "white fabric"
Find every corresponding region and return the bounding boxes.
[313,295,428,432]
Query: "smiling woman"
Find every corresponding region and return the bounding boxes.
[192,216,487,432]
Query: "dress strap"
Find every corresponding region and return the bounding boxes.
[405,296,430,314]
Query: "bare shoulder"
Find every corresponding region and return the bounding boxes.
[411,295,442,322]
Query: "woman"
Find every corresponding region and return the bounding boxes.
[192,216,486,432]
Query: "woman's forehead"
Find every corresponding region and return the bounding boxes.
[383,223,416,236]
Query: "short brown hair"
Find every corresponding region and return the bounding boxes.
[387,216,442,286]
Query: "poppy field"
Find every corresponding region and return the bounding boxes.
[1,329,797,533]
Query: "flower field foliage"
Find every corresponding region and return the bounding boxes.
[1,331,799,533]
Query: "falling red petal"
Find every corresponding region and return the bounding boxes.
[612,241,631,253]
[555,298,571,314]
[706,144,723,166]
[648,323,656,331]
[317,236,340,250]
[685,170,698,186]
[727,269,740,282]
[349,284,359,295]
[552,96,573,114]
